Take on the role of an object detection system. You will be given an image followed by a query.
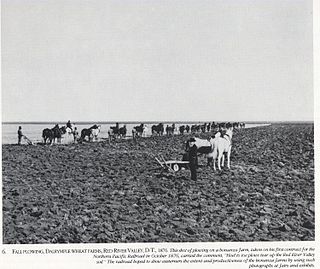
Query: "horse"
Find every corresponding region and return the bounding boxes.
[42,125,66,144]
[42,128,54,144]
[152,123,164,136]
[91,125,101,141]
[108,124,127,141]
[119,125,127,138]
[200,123,207,133]
[108,123,121,141]
[226,122,233,129]
[61,126,75,144]
[211,127,233,170]
[57,126,67,143]
[211,122,218,132]
[166,124,175,136]
[233,122,239,129]
[51,125,62,144]
[185,137,212,154]
[218,122,226,130]
[133,124,144,137]
[191,125,201,133]
[179,125,185,134]
[193,137,212,154]
[108,128,118,140]
[80,124,101,142]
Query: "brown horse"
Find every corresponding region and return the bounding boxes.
[42,125,66,144]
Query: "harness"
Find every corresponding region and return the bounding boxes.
[223,133,232,145]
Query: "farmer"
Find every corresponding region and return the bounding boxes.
[73,127,79,143]
[188,137,198,181]
[66,120,72,130]
[132,128,137,141]
[17,126,23,145]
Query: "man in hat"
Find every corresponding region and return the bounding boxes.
[188,137,198,181]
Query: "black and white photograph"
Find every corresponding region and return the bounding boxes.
[1,0,318,267]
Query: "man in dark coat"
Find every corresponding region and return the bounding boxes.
[188,138,198,181]
[17,126,23,145]
[66,120,72,130]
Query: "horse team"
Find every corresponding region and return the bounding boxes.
[41,121,245,147]
[186,122,236,171]
[42,123,101,144]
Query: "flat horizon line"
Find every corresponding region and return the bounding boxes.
[1,120,314,125]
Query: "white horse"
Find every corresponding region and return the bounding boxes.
[59,125,75,144]
[194,137,211,148]
[65,127,74,144]
[211,128,233,170]
[91,125,101,141]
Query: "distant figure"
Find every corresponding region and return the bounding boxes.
[166,125,169,135]
[66,120,72,130]
[188,138,198,181]
[73,127,79,142]
[207,123,211,132]
[17,126,23,145]
[179,125,185,134]
[143,125,148,137]
[132,129,137,141]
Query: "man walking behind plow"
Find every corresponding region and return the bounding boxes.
[17,126,23,145]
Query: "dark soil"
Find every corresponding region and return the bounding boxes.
[2,124,314,244]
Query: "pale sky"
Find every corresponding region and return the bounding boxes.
[1,0,313,122]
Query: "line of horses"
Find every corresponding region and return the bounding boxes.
[133,121,245,138]
[41,121,245,144]
[149,121,245,136]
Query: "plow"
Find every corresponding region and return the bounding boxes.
[155,154,189,173]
